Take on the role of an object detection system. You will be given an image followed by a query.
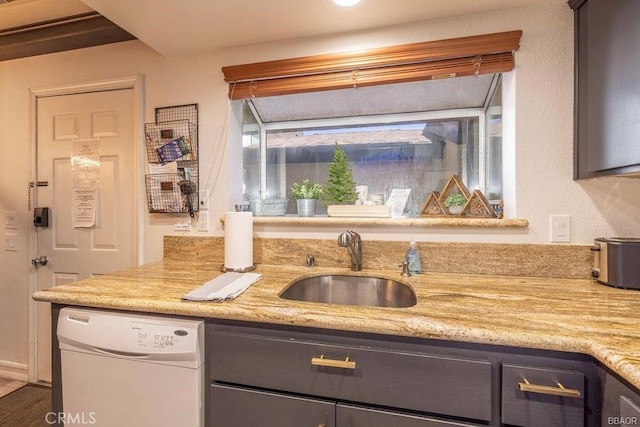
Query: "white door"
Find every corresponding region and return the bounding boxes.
[35,89,137,382]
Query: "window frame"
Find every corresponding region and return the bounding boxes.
[225,32,525,226]
[245,106,488,202]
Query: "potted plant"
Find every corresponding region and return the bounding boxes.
[321,142,358,206]
[444,193,467,215]
[290,179,323,216]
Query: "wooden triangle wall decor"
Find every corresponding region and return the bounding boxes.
[420,175,498,218]
[463,189,496,218]
[420,191,446,216]
[439,175,470,201]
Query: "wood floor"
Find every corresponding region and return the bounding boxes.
[0,378,25,399]
[0,384,52,427]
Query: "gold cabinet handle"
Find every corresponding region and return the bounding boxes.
[311,355,356,370]
[518,378,581,398]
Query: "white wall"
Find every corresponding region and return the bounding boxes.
[219,3,640,243]
[0,3,638,376]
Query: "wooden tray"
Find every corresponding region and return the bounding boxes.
[327,205,392,218]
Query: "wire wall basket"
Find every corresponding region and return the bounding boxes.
[144,103,200,217]
[145,119,198,164]
[145,166,199,216]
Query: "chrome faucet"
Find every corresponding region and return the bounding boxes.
[338,230,362,271]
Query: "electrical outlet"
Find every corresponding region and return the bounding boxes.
[550,215,571,243]
[174,220,192,232]
[199,190,209,210]
[197,211,209,232]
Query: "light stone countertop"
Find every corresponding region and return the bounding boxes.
[33,260,640,390]
[229,216,529,228]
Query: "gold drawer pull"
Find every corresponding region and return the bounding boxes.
[311,355,356,370]
[518,378,581,398]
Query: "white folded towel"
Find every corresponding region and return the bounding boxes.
[182,272,262,302]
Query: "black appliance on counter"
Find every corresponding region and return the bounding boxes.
[591,238,640,290]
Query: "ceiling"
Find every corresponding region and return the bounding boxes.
[2,0,565,57]
[0,0,133,61]
[0,0,93,30]
[0,0,558,120]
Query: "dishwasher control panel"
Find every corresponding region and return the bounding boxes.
[126,321,195,352]
[58,307,204,366]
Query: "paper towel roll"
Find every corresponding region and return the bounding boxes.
[224,212,254,270]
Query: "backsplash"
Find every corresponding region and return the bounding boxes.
[164,236,592,280]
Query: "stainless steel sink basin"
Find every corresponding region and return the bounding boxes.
[279,274,417,308]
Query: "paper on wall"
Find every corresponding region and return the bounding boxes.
[72,140,100,188]
[148,161,178,174]
[72,188,98,228]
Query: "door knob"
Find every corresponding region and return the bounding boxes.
[31,256,49,267]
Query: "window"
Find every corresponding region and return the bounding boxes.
[225,31,520,217]
[485,75,503,201]
[239,75,501,216]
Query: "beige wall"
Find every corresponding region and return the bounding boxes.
[0,3,638,377]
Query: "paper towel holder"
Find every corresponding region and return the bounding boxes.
[220,264,257,273]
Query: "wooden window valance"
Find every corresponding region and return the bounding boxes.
[222,30,522,100]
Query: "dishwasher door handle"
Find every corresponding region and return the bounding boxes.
[91,346,150,359]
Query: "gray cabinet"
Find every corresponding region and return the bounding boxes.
[621,397,640,426]
[571,0,640,178]
[209,385,473,427]
[502,364,585,426]
[209,327,492,422]
[600,369,640,426]
[210,384,336,427]
[206,320,602,426]
[336,404,473,427]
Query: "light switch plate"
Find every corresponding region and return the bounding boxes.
[550,215,571,243]
[4,211,17,229]
[4,233,17,251]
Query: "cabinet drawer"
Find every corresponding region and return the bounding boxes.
[501,364,585,427]
[337,403,481,427]
[210,384,335,427]
[621,396,640,425]
[210,331,492,422]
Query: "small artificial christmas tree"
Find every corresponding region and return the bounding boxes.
[322,142,358,205]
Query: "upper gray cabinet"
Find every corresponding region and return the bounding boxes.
[571,0,640,179]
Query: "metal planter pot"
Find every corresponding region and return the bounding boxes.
[296,199,316,217]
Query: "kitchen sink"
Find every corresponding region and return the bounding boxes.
[278,274,417,308]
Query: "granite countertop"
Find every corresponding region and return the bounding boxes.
[33,260,640,390]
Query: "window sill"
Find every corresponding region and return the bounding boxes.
[220,215,528,228]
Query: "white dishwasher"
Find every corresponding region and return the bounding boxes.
[57,307,204,427]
